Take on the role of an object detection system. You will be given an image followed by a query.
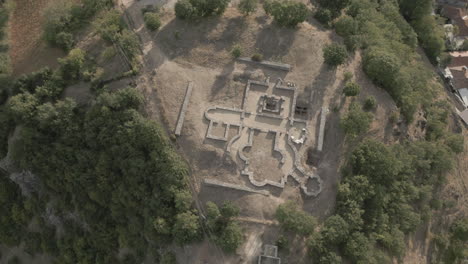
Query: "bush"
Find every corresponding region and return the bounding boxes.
[275,201,317,236]
[263,0,308,27]
[205,202,243,253]
[343,81,360,96]
[175,0,195,19]
[363,49,400,90]
[343,71,353,82]
[231,44,242,58]
[323,43,347,66]
[238,0,257,15]
[314,8,332,26]
[95,10,124,42]
[215,222,243,253]
[341,102,372,137]
[445,134,464,154]
[172,211,202,244]
[251,53,263,61]
[55,32,74,51]
[344,34,361,52]
[363,96,376,111]
[334,15,358,38]
[144,12,161,31]
[175,0,230,19]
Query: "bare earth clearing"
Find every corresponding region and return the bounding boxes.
[9,0,65,76]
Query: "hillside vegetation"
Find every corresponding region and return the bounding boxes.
[0,3,200,263]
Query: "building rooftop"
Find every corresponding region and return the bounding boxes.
[442,5,468,36]
[459,108,468,124]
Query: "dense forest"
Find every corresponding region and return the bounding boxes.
[0,1,201,263]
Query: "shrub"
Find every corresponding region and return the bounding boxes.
[263,0,308,27]
[95,10,124,42]
[323,43,347,66]
[363,96,377,111]
[275,201,317,236]
[343,71,353,82]
[389,111,399,123]
[276,235,289,251]
[251,53,263,61]
[55,32,74,51]
[175,0,195,19]
[445,134,464,154]
[238,0,257,15]
[343,81,360,96]
[231,44,242,58]
[363,49,400,90]
[334,15,358,38]
[344,35,361,52]
[172,211,202,245]
[216,221,243,253]
[175,0,230,19]
[314,8,332,26]
[144,12,161,31]
[341,102,372,137]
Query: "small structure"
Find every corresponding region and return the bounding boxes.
[175,82,194,136]
[258,245,281,264]
[260,95,284,114]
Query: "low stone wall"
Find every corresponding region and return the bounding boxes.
[204,179,270,196]
[317,107,328,152]
[237,57,291,71]
[175,82,193,136]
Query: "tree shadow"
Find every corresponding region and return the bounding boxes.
[253,24,297,61]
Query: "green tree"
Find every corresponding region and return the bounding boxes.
[172,211,201,244]
[321,215,349,244]
[318,0,350,12]
[344,232,370,262]
[323,43,348,66]
[175,0,230,19]
[334,15,358,38]
[363,96,377,111]
[450,218,468,242]
[238,0,257,16]
[216,221,243,253]
[58,48,86,81]
[175,0,195,19]
[363,49,401,92]
[343,81,360,96]
[314,8,333,26]
[275,201,317,236]
[144,12,161,31]
[8,92,39,123]
[263,0,308,27]
[340,103,372,137]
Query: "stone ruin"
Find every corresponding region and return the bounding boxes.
[199,75,329,197]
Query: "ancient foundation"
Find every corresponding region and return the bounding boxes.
[203,77,324,197]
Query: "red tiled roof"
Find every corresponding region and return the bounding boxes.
[442,5,468,36]
[450,68,468,89]
[449,55,468,67]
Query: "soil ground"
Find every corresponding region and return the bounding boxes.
[9,0,66,76]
